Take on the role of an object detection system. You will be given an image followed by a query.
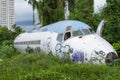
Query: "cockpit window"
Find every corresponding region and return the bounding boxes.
[72,30,83,37]
[64,32,71,40]
[89,28,95,34]
[81,29,91,35]
[57,33,63,42]
[72,29,95,37]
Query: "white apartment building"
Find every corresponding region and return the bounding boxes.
[0,0,14,30]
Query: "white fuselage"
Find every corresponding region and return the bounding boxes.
[14,31,117,64]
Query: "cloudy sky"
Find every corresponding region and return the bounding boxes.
[15,0,106,25]
[15,0,33,22]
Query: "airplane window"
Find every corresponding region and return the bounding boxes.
[57,33,63,42]
[72,30,83,37]
[82,29,90,35]
[89,28,95,34]
[64,32,71,40]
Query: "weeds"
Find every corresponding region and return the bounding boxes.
[0,53,120,80]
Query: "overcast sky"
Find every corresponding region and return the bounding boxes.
[15,0,106,22]
[15,0,34,22]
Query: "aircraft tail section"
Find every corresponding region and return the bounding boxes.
[96,20,106,36]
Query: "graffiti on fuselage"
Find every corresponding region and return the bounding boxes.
[70,50,84,62]
[90,50,106,63]
[55,43,70,54]
[25,46,41,53]
[46,37,52,53]
[55,43,85,62]
[95,50,105,56]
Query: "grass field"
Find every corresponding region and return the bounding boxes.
[0,53,120,80]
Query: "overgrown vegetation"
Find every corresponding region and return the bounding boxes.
[101,0,120,43]
[0,53,120,80]
[26,0,65,25]
[0,25,24,59]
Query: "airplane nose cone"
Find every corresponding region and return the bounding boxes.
[105,52,118,65]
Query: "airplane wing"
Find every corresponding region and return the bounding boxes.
[96,20,106,36]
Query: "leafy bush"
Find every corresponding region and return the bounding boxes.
[113,41,120,56]
[0,24,23,59]
[0,45,19,58]
[101,0,120,43]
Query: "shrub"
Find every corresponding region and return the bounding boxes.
[0,53,120,80]
[0,45,18,58]
[113,41,120,56]
[18,70,71,80]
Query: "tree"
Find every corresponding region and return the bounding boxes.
[26,0,78,26]
[26,0,39,23]
[0,25,24,45]
[68,0,76,12]
[69,0,99,30]
[12,24,25,37]
[101,0,120,43]
[0,27,13,44]
[26,0,65,26]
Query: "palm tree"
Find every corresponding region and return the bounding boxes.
[26,0,65,25]
[25,0,41,24]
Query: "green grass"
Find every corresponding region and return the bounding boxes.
[0,53,120,80]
